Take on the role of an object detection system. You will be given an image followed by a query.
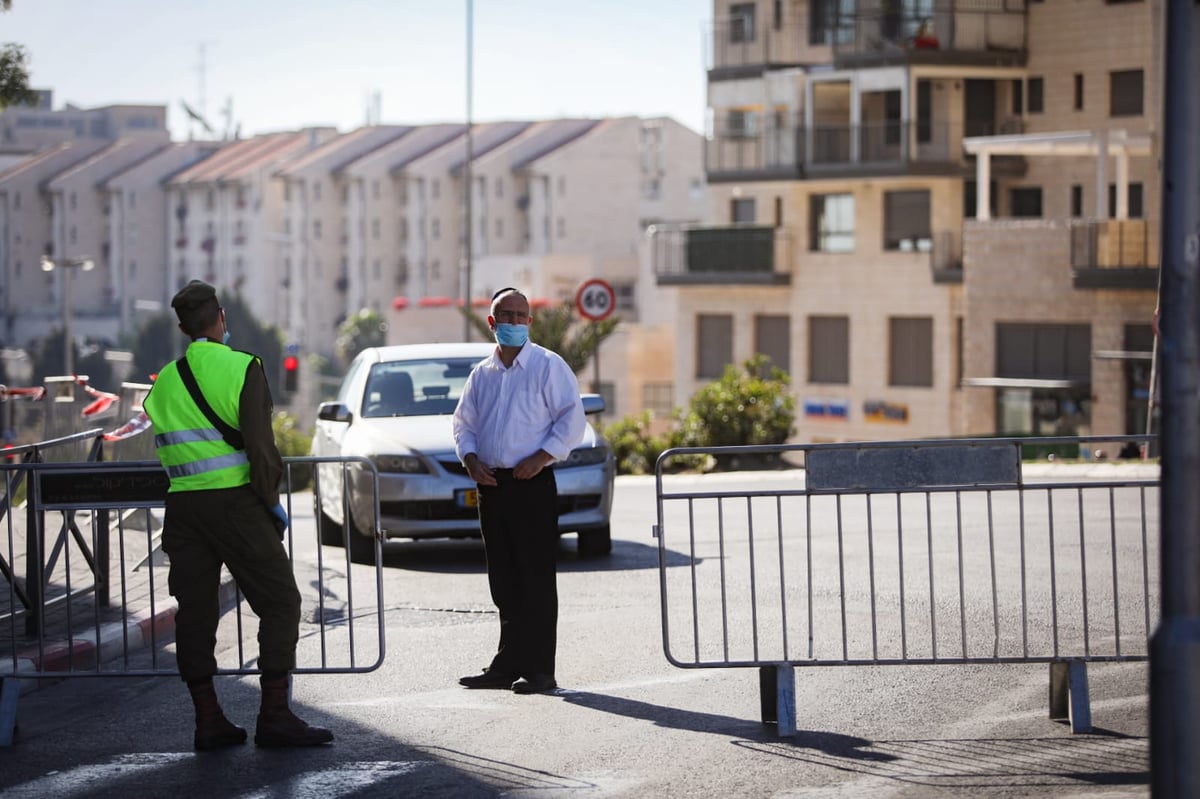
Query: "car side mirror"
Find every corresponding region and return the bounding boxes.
[581,394,605,415]
[317,401,353,423]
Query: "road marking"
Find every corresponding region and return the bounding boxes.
[4,756,429,799]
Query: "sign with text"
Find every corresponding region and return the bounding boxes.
[575,279,615,322]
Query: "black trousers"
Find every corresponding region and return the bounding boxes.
[477,468,559,678]
[161,484,301,682]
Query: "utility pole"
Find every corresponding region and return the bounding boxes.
[1150,0,1200,796]
[462,0,474,341]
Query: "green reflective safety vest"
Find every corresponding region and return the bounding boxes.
[144,342,254,493]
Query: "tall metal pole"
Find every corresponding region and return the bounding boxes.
[1151,0,1200,796]
[462,0,474,341]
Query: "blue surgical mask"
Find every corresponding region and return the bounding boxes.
[494,323,528,348]
[222,329,231,345]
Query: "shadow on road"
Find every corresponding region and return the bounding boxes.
[371,538,696,575]
[733,733,1148,790]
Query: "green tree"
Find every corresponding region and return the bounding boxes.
[30,329,113,389]
[0,3,39,110]
[335,309,387,368]
[461,300,619,375]
[128,313,188,383]
[126,291,284,394]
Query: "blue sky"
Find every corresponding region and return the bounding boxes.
[4,0,712,141]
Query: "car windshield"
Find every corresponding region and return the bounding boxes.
[360,358,480,418]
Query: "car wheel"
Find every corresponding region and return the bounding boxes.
[577,525,611,557]
[314,496,344,548]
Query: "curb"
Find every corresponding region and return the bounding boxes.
[9,570,240,694]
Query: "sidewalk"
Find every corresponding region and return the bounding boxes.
[1,503,236,686]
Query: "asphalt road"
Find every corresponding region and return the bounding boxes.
[0,469,1152,798]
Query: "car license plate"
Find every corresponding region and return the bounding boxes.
[456,488,478,509]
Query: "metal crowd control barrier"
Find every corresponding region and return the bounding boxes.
[1,448,384,747]
[654,436,1159,736]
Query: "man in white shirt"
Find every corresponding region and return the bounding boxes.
[452,288,586,694]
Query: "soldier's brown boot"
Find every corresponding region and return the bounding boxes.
[254,675,334,748]
[188,679,247,751]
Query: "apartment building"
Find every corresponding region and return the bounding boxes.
[166,128,338,351]
[658,0,1160,442]
[0,92,168,153]
[382,117,705,420]
[338,123,465,311]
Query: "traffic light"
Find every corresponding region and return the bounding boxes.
[283,355,299,394]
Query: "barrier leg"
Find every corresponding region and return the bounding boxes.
[759,666,796,736]
[1049,660,1092,734]
[0,676,19,746]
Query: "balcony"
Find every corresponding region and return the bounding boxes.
[831,1,1027,69]
[651,224,791,286]
[707,18,813,81]
[706,116,996,183]
[1070,220,1159,289]
[930,230,962,284]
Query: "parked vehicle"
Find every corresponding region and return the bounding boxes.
[310,343,615,563]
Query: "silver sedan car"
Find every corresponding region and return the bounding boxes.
[310,343,615,563]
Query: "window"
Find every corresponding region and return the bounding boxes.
[808,316,849,384]
[432,219,440,239]
[495,218,504,238]
[313,220,322,239]
[1071,185,1083,217]
[731,197,756,224]
[889,317,933,387]
[432,179,440,199]
[883,190,931,251]
[557,175,566,196]
[495,178,503,198]
[1110,69,1144,116]
[696,314,733,379]
[996,323,1091,381]
[809,193,855,252]
[1009,187,1043,218]
[556,217,565,238]
[1027,77,1044,113]
[755,315,790,376]
[917,80,932,143]
[313,182,322,202]
[726,109,758,139]
[371,219,380,239]
[642,382,673,416]
[730,2,756,43]
[1108,182,1145,218]
[1011,79,1023,115]
[1074,74,1084,110]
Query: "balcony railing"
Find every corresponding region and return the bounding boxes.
[831,1,1027,67]
[651,224,791,286]
[1070,220,1159,289]
[707,18,814,77]
[706,117,983,181]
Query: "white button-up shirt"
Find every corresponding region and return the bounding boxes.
[452,342,586,468]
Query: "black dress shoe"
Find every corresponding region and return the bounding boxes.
[459,669,517,689]
[511,674,557,694]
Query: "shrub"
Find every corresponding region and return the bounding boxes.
[273,412,313,491]
[676,355,795,452]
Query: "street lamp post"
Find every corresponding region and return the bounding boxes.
[40,255,95,376]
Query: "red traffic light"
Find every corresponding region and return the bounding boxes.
[283,355,299,371]
[282,355,299,393]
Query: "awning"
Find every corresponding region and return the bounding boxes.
[960,377,1086,390]
[1092,349,1153,361]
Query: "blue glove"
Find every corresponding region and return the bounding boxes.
[271,502,289,533]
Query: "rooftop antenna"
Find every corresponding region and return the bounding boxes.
[191,41,215,140]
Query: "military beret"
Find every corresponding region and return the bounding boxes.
[170,280,217,311]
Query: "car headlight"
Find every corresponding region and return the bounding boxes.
[556,445,609,469]
[370,454,430,474]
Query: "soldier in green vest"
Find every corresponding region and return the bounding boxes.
[144,280,334,750]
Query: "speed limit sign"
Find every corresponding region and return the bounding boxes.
[575,278,616,322]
